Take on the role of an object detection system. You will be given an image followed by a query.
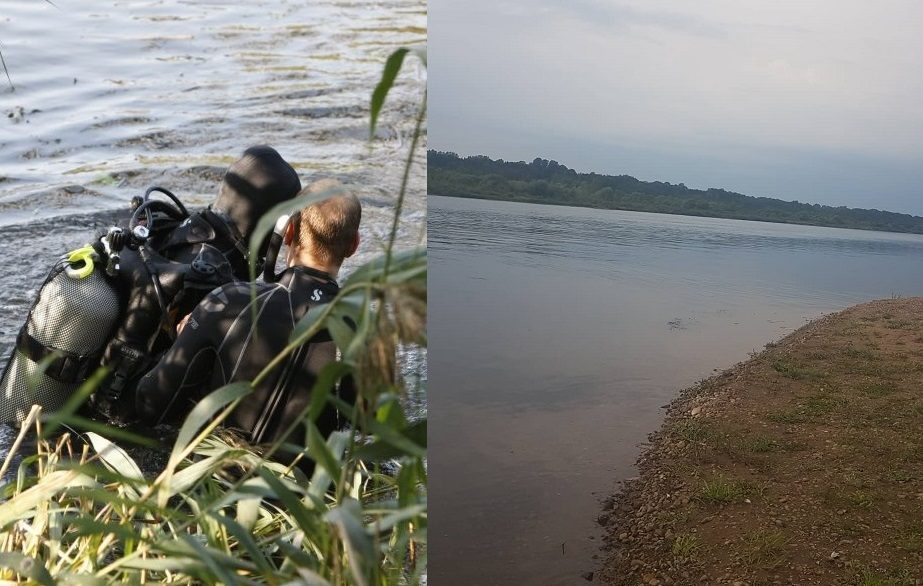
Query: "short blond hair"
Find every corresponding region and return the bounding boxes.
[293,179,361,265]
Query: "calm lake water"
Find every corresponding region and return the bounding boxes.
[428,195,923,585]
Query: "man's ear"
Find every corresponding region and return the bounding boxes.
[283,221,295,246]
[346,233,360,258]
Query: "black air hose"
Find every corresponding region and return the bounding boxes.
[144,186,189,217]
[129,199,187,232]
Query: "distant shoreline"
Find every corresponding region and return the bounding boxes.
[596,298,923,584]
[429,151,923,236]
[430,193,923,238]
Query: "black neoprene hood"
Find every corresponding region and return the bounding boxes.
[213,145,302,241]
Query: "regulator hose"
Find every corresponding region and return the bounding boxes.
[144,186,189,217]
[263,214,291,283]
[129,199,188,233]
[130,186,190,230]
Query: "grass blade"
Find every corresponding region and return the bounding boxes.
[325,498,374,586]
[0,46,13,90]
[369,48,409,139]
[211,513,276,575]
[86,432,145,485]
[0,470,94,527]
[169,382,251,467]
[258,467,319,532]
[41,366,110,438]
[0,553,54,585]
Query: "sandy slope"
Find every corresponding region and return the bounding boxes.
[598,299,923,585]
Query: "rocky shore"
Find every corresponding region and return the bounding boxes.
[597,299,923,585]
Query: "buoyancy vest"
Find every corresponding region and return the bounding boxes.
[93,207,250,421]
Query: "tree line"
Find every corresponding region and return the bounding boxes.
[428,150,923,234]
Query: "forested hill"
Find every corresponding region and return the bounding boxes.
[428,151,923,234]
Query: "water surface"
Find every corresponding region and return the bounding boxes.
[429,195,923,585]
[1,0,425,223]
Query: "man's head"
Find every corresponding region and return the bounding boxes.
[213,145,301,242]
[284,179,361,274]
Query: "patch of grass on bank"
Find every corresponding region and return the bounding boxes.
[673,420,719,444]
[771,359,826,380]
[846,489,875,508]
[698,476,750,504]
[854,567,917,586]
[732,435,773,454]
[844,346,879,361]
[766,408,810,424]
[742,529,788,569]
[861,383,895,397]
[884,319,914,330]
[765,390,847,425]
[671,534,700,558]
[856,572,894,586]
[894,524,923,552]
[884,465,915,483]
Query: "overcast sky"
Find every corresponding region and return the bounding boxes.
[430,0,923,215]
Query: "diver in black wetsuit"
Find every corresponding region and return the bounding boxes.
[134,180,361,449]
[95,145,302,420]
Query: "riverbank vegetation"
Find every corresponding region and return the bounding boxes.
[599,299,923,585]
[429,151,923,234]
[0,47,427,584]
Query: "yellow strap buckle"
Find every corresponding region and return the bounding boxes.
[65,245,96,279]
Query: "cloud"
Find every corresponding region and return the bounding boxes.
[533,0,728,38]
[765,58,819,85]
[431,0,923,212]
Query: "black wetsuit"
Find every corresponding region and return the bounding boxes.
[135,266,352,446]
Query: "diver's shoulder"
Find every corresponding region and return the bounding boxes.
[201,280,277,311]
[217,280,286,301]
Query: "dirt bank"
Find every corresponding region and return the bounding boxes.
[597,299,923,585]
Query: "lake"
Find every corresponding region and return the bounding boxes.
[428,195,923,585]
[1,0,425,228]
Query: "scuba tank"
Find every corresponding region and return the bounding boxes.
[0,248,119,424]
[0,186,192,425]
